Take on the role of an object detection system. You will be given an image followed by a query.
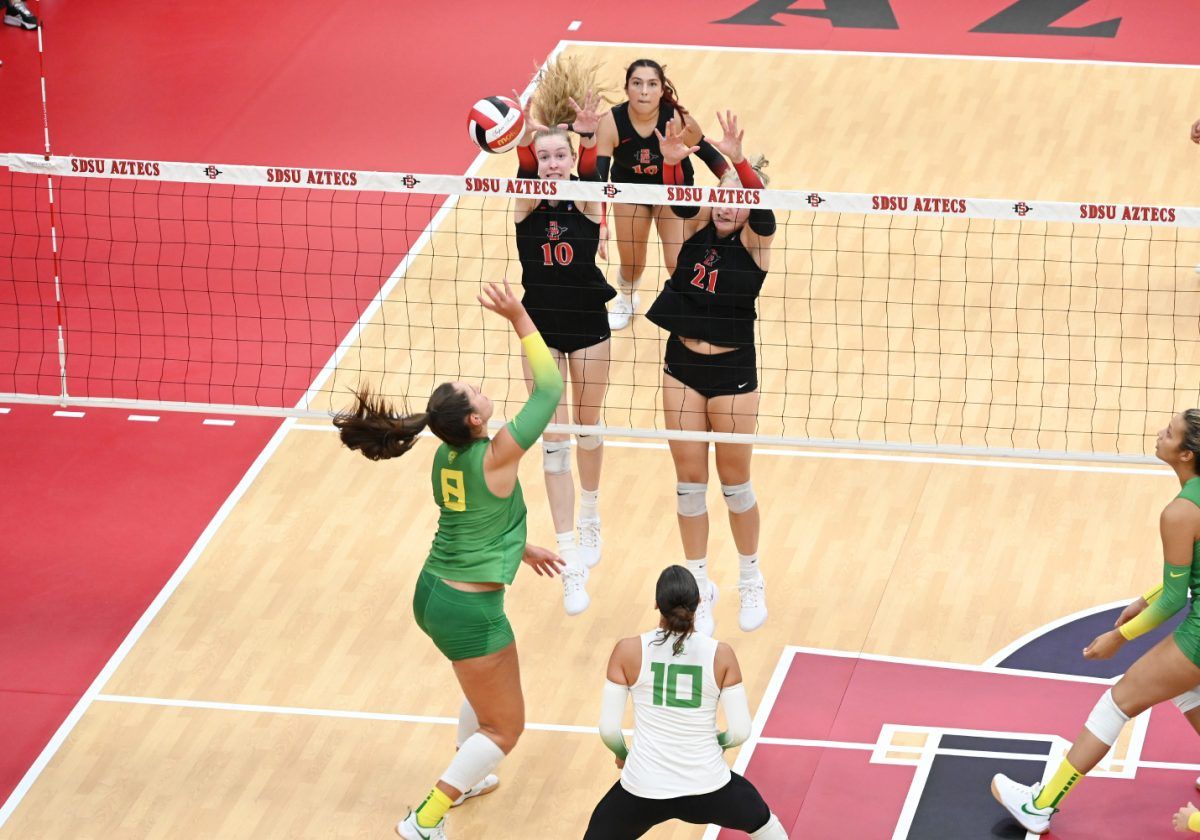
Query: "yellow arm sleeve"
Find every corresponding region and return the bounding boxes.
[1118,562,1190,641]
[506,333,564,450]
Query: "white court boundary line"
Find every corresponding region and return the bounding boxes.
[559,38,1200,70]
[0,417,297,830]
[13,643,1180,838]
[0,39,571,829]
[92,695,618,736]
[289,422,1173,476]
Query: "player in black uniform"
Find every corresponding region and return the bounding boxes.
[595,59,731,330]
[512,63,614,595]
[645,111,774,638]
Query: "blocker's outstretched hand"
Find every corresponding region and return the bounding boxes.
[654,121,699,167]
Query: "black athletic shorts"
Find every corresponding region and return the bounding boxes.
[525,304,611,355]
[582,772,771,840]
[663,334,757,399]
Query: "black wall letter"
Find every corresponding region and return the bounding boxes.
[972,0,1120,38]
[715,0,899,29]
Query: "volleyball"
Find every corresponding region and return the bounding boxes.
[467,95,525,154]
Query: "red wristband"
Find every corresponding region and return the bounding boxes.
[662,162,684,186]
[517,144,537,174]
[578,143,597,177]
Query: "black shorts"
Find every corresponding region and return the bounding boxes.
[525,304,611,354]
[583,773,772,840]
[663,334,757,399]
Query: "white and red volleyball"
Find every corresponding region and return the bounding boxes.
[467,95,525,154]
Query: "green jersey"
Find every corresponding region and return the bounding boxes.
[425,436,526,584]
[1179,477,1200,597]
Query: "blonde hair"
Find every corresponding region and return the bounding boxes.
[530,55,614,144]
[721,153,771,188]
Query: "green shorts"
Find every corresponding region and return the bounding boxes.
[1174,613,1200,667]
[413,568,514,661]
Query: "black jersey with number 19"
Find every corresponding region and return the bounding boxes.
[610,101,695,186]
[515,197,616,354]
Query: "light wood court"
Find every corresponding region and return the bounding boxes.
[5,46,1199,839]
[308,44,1200,455]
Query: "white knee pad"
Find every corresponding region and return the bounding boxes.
[1173,686,1200,714]
[676,482,707,517]
[721,481,756,514]
[542,440,571,475]
[750,813,788,840]
[576,432,603,451]
[1084,688,1130,746]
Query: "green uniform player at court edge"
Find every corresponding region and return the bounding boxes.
[334,279,567,840]
[991,410,1200,835]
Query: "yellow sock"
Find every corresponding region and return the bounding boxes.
[1034,758,1082,810]
[415,787,453,829]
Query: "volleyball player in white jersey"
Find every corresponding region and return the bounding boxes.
[583,565,787,838]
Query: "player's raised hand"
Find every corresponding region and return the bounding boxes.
[514,89,551,144]
[566,90,604,138]
[713,110,745,164]
[655,121,699,166]
[478,278,527,323]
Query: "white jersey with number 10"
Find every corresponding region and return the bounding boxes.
[620,629,731,799]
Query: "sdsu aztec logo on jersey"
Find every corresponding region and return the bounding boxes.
[546,221,567,241]
[701,248,720,268]
[637,148,657,166]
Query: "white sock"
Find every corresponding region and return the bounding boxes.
[738,552,760,583]
[456,697,479,749]
[579,489,600,522]
[556,531,577,552]
[617,271,638,297]
[686,557,709,591]
[441,732,505,794]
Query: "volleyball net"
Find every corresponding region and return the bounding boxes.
[3,151,1199,461]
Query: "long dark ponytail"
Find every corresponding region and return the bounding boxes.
[333,383,475,460]
[650,564,701,656]
[625,58,687,117]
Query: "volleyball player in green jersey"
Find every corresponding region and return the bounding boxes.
[991,410,1200,835]
[334,280,565,840]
